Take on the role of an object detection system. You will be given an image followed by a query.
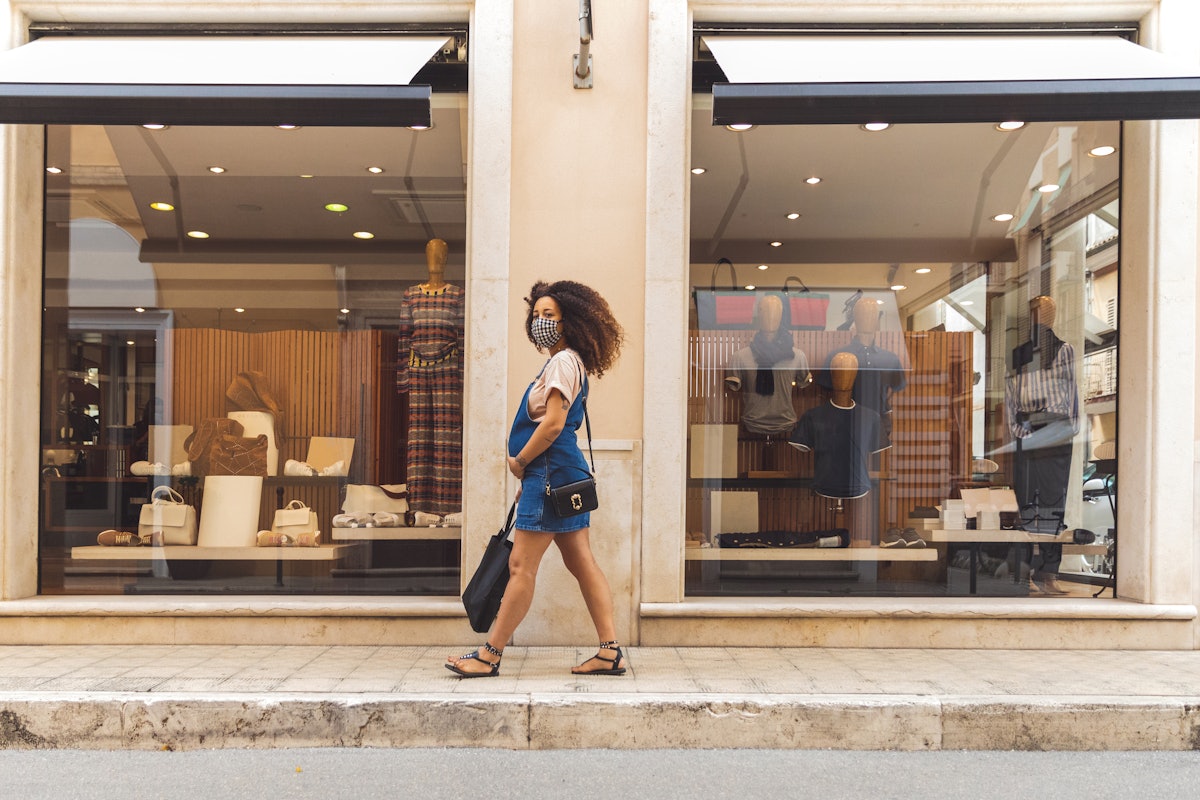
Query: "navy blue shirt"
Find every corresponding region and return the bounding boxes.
[789,401,890,499]
[814,339,907,415]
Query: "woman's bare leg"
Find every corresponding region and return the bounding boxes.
[554,528,623,672]
[448,529,555,674]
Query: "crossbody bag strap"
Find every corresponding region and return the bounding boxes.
[580,362,595,475]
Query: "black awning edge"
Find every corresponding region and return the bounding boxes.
[712,78,1200,125]
[0,84,432,126]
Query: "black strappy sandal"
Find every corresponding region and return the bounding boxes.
[445,642,502,678]
[572,640,627,676]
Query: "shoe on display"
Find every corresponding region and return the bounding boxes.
[817,530,850,548]
[97,530,142,546]
[881,528,907,548]
[1029,572,1070,595]
[900,527,927,548]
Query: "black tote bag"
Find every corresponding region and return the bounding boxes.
[462,502,516,633]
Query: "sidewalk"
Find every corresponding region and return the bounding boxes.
[2,644,1199,751]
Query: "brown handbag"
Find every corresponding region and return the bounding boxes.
[184,418,245,477]
[207,433,269,476]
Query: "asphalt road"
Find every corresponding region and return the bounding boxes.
[2,748,1199,799]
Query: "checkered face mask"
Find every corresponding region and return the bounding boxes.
[531,316,562,349]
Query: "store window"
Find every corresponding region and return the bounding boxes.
[40,110,468,594]
[685,112,1120,598]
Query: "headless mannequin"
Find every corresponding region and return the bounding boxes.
[422,238,449,291]
[830,351,857,407]
[723,294,811,443]
[759,293,783,334]
[853,296,880,346]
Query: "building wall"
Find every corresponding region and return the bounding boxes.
[1,0,1198,648]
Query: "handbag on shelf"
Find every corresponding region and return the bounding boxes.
[461,502,516,633]
[694,260,831,331]
[207,433,269,476]
[545,370,599,518]
[272,499,318,536]
[137,485,198,545]
[783,275,831,331]
[183,417,244,477]
[341,484,408,514]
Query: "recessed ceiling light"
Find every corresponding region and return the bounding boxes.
[126,340,135,346]
[409,123,434,131]
[890,284,907,291]
[915,267,932,275]
[367,166,385,174]
[141,124,168,130]
[134,307,146,313]
[275,125,300,130]
[875,299,885,305]
[961,300,975,306]
[45,166,62,174]
[149,202,175,212]
[1037,183,1060,194]
[786,212,801,220]
[234,307,246,313]
[725,123,755,132]
[861,122,891,132]
[186,230,209,239]
[324,203,350,213]
[757,264,769,271]
[992,213,1015,222]
[805,177,822,185]
[744,284,757,290]
[299,174,314,179]
[1089,145,1117,158]
[207,166,226,174]
[770,241,782,247]
[340,307,351,314]
[996,121,1026,131]
[352,231,375,239]
[691,167,706,175]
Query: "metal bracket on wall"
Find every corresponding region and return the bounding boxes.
[574,0,593,89]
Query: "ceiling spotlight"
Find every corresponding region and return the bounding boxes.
[186,230,209,239]
[207,166,226,174]
[149,202,175,212]
[299,174,314,179]
[744,284,756,290]
[996,121,1026,131]
[1089,145,1117,158]
[45,166,62,174]
[915,267,932,275]
[367,166,385,174]
[861,122,891,132]
[275,124,300,130]
[890,284,908,291]
[234,307,246,313]
[757,264,769,271]
[786,212,801,220]
[134,307,146,313]
[352,231,375,239]
[725,123,755,132]
[805,177,822,185]
[141,124,168,130]
[691,167,706,175]
[126,340,135,346]
[992,212,1015,222]
[324,203,350,213]
[875,299,885,305]
[409,123,434,131]
[340,307,351,314]
[770,241,782,248]
[1037,183,1060,194]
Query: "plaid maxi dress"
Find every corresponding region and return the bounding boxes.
[397,283,465,515]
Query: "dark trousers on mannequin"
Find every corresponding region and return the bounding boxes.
[1014,415,1074,575]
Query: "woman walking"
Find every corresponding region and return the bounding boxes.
[447,280,625,677]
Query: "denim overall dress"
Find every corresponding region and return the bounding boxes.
[508,355,592,533]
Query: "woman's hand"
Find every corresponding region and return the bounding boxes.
[506,455,525,479]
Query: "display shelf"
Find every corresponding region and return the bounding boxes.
[685,546,937,561]
[70,544,356,561]
[929,529,1076,544]
[331,526,460,541]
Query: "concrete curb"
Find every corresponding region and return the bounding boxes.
[2,693,1199,751]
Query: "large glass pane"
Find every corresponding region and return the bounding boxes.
[40,108,468,595]
[686,113,1119,598]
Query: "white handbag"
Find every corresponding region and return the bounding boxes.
[341,484,408,514]
[272,499,318,535]
[138,486,198,545]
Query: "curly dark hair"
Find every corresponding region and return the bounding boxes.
[524,280,624,377]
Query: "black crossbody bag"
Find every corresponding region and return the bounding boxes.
[545,368,598,517]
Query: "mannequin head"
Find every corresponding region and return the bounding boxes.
[425,238,448,286]
[755,294,784,333]
[853,296,880,340]
[1030,295,1056,330]
[830,351,858,403]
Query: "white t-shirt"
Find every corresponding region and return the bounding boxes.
[725,347,811,435]
[527,349,585,421]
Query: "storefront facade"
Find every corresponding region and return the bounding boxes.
[1,0,1198,649]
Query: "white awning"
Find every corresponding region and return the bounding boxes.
[0,36,452,125]
[703,35,1200,125]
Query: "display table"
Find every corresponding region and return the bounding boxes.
[331,526,460,541]
[71,544,355,561]
[685,546,937,562]
[928,529,1103,593]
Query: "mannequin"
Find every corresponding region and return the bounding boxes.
[790,352,889,500]
[724,294,811,436]
[1004,294,1079,594]
[815,296,907,438]
[397,238,465,516]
